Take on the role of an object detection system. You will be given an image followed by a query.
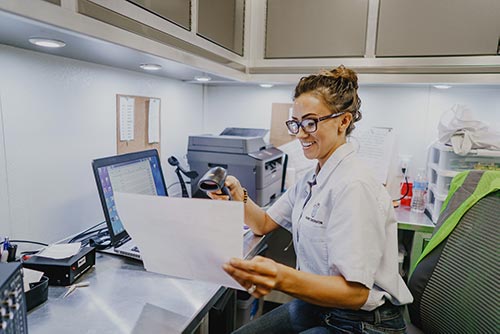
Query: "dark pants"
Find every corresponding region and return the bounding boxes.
[233,299,407,334]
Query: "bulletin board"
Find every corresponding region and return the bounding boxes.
[270,103,295,147]
[116,94,161,155]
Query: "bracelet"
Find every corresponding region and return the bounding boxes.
[242,188,248,204]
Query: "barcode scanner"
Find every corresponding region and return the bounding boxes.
[198,166,232,200]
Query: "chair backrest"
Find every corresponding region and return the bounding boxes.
[408,170,500,333]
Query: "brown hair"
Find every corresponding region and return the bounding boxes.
[293,65,362,135]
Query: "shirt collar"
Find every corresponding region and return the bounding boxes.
[311,142,356,186]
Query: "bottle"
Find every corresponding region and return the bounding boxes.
[411,169,428,213]
[0,237,9,262]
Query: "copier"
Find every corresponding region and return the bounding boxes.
[187,130,285,207]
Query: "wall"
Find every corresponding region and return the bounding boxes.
[205,84,500,192]
[0,45,203,243]
[1,44,499,244]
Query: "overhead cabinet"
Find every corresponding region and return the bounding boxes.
[76,0,246,70]
[127,0,191,30]
[197,0,245,56]
[265,0,369,58]
[376,0,500,57]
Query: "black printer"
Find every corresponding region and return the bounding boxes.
[187,128,285,207]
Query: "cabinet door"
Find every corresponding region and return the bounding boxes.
[197,0,245,55]
[127,0,191,30]
[265,0,369,58]
[377,0,500,57]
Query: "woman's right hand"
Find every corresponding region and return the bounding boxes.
[207,175,246,202]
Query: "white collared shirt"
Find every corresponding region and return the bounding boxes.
[267,142,413,310]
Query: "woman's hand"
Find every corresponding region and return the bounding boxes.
[222,256,282,298]
[207,175,246,202]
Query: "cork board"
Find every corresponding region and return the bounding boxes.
[270,103,294,147]
[116,94,160,155]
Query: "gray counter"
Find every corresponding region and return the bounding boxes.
[27,231,268,334]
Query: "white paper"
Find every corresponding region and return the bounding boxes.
[35,242,81,260]
[352,127,396,185]
[114,193,245,290]
[148,98,160,143]
[22,268,44,292]
[119,96,135,141]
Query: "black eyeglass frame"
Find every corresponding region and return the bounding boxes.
[285,111,346,134]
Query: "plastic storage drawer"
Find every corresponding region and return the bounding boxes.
[430,142,500,171]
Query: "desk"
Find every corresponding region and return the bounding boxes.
[27,231,268,334]
[394,207,435,277]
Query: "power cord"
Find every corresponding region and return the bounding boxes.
[395,168,410,202]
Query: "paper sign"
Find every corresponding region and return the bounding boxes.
[119,96,135,141]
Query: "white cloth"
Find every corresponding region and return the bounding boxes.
[267,142,413,311]
[438,104,500,155]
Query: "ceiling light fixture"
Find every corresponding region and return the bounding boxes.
[28,37,66,48]
[433,84,452,89]
[259,84,274,88]
[140,63,162,71]
[194,75,212,82]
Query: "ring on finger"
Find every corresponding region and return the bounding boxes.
[247,284,257,294]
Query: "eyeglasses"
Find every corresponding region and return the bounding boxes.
[285,112,346,134]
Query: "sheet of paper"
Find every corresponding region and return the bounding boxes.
[148,98,160,143]
[352,127,396,185]
[22,268,44,292]
[35,242,81,260]
[114,193,245,290]
[119,96,135,141]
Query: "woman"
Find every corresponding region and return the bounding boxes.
[210,65,413,333]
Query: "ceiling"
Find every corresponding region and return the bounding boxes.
[0,9,236,84]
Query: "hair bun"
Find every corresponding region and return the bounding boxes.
[320,65,358,89]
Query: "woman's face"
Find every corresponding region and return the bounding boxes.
[292,92,350,167]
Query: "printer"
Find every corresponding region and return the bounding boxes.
[187,129,285,207]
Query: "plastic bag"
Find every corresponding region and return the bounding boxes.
[438,104,500,155]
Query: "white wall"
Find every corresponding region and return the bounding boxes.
[0,45,203,243]
[1,44,499,243]
[205,84,500,178]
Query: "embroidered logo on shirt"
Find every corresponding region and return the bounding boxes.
[311,203,320,218]
[305,216,323,225]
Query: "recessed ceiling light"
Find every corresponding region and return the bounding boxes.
[433,84,452,89]
[28,38,66,48]
[194,75,212,82]
[259,84,274,88]
[139,63,162,71]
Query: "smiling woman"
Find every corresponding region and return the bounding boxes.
[211,65,413,333]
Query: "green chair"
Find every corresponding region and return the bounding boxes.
[408,170,499,333]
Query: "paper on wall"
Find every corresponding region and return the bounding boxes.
[351,127,396,185]
[148,98,160,143]
[114,193,245,290]
[119,96,135,141]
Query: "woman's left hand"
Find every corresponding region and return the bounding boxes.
[222,256,282,298]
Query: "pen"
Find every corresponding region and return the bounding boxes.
[63,281,90,298]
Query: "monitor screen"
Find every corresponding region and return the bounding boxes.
[92,150,168,241]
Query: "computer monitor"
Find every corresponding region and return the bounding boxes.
[92,149,168,245]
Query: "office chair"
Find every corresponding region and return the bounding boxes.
[408,170,499,333]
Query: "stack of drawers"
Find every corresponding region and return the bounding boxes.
[426,142,500,223]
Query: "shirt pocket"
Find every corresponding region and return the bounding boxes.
[300,219,327,242]
[298,220,329,274]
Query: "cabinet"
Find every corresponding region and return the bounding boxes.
[265,0,369,58]
[377,0,500,57]
[127,0,191,30]
[197,0,245,56]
